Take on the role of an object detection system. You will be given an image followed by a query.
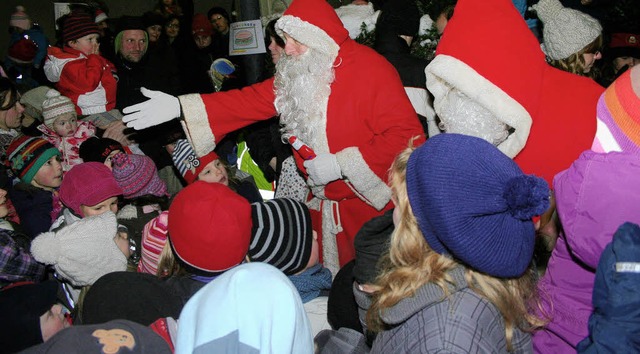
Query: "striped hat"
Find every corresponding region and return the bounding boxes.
[10,6,31,31]
[111,153,167,199]
[7,136,60,184]
[63,10,99,44]
[138,211,169,275]
[592,67,640,153]
[42,89,76,128]
[171,139,218,184]
[249,198,313,275]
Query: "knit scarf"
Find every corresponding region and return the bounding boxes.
[288,264,332,303]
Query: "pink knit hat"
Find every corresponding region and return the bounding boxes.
[59,162,123,217]
[138,211,169,275]
[111,153,167,199]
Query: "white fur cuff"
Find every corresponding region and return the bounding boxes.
[336,147,391,210]
[178,94,217,157]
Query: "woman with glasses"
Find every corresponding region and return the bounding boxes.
[532,0,603,79]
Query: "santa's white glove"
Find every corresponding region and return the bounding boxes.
[122,87,181,130]
[303,153,342,186]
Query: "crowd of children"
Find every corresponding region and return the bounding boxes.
[0,0,639,353]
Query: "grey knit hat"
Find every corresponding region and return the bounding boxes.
[31,211,128,287]
[533,0,602,60]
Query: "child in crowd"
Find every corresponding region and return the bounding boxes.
[317,134,549,352]
[38,89,96,173]
[43,10,116,115]
[78,136,125,169]
[250,198,332,335]
[30,211,131,312]
[7,136,63,239]
[532,0,603,78]
[111,152,168,257]
[0,281,70,353]
[534,66,640,352]
[0,187,46,289]
[161,182,252,305]
[176,263,313,353]
[170,138,262,202]
[54,162,123,228]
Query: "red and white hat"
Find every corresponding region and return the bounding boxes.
[275,0,349,58]
[426,0,604,186]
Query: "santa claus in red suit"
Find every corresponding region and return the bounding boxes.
[122,0,425,274]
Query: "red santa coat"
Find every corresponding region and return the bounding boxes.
[177,0,425,273]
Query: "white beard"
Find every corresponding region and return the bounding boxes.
[436,87,510,147]
[274,48,335,151]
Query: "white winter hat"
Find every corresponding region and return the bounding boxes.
[533,0,602,60]
[31,212,127,287]
[42,89,76,128]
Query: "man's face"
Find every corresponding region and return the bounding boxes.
[120,30,147,63]
[209,13,229,35]
[283,33,308,58]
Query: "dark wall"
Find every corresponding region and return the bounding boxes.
[1,0,233,60]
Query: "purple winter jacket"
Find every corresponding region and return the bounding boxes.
[533,150,640,353]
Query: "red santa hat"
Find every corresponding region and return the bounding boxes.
[426,0,603,186]
[275,0,349,58]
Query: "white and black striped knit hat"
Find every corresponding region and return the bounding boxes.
[250,198,313,275]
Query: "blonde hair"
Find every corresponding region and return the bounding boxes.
[367,145,546,351]
[548,35,603,78]
[156,238,181,278]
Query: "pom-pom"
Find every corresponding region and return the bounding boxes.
[503,175,550,220]
[45,89,61,99]
[15,6,25,12]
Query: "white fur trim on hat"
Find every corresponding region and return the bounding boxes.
[533,0,602,60]
[31,212,127,287]
[179,93,217,157]
[276,15,340,59]
[95,11,108,24]
[426,55,532,158]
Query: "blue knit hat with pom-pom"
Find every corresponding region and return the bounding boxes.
[406,134,549,278]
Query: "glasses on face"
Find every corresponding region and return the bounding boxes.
[166,23,179,29]
[211,16,224,23]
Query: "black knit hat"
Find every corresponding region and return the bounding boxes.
[353,209,394,285]
[82,272,182,326]
[79,137,124,164]
[0,281,60,353]
[63,10,99,43]
[249,198,313,275]
[116,16,146,35]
